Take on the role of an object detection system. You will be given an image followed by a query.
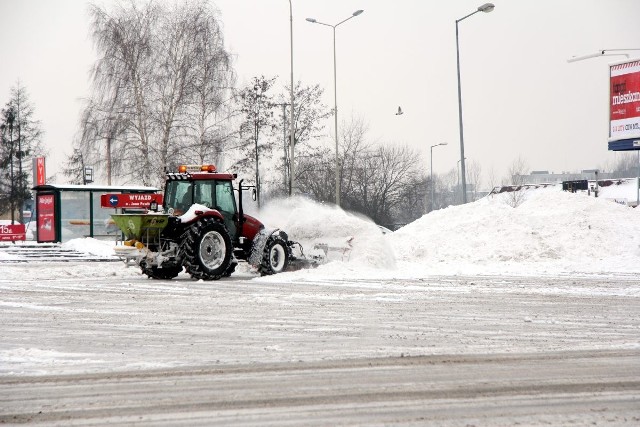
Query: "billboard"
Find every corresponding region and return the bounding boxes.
[609,59,640,143]
[37,193,57,242]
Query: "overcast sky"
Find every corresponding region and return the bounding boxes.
[1,0,640,188]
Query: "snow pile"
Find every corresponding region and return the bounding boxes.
[62,238,118,258]
[390,187,640,274]
[0,251,19,261]
[595,178,639,203]
[258,197,395,270]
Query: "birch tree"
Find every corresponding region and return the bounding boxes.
[75,0,234,186]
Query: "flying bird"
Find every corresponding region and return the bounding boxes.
[396,106,403,115]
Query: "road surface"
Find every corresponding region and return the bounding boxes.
[0,263,638,425]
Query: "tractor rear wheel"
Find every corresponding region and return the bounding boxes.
[258,236,290,276]
[181,218,232,280]
[140,260,181,280]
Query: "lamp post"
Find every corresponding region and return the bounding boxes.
[456,2,494,204]
[457,157,467,202]
[430,142,447,212]
[306,9,364,207]
[288,0,296,196]
[274,102,290,191]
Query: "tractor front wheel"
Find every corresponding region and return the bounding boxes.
[258,236,290,276]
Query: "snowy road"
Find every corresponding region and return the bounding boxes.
[1,262,639,424]
[2,351,639,426]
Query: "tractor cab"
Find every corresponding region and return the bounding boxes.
[163,165,239,237]
[162,165,264,250]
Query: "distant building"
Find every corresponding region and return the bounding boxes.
[515,170,622,185]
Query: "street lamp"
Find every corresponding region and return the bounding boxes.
[274,103,289,190]
[430,142,447,212]
[567,48,640,63]
[306,9,364,207]
[288,0,296,197]
[456,2,494,204]
[457,157,467,202]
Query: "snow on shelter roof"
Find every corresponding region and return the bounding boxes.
[32,184,159,192]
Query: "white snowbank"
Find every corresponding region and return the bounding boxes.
[256,187,640,280]
[0,251,19,261]
[258,197,395,270]
[62,237,119,258]
[390,187,640,275]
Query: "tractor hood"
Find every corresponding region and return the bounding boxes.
[240,213,264,242]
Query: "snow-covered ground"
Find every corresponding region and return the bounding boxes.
[2,186,640,368]
[1,187,639,425]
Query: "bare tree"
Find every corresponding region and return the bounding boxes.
[295,114,423,226]
[270,81,331,196]
[235,76,276,207]
[357,144,424,225]
[294,115,370,206]
[62,149,87,185]
[466,159,483,202]
[69,95,127,185]
[87,0,159,185]
[505,156,529,207]
[183,9,235,166]
[487,165,499,194]
[608,152,640,178]
[77,0,234,186]
[295,146,335,202]
[392,173,428,228]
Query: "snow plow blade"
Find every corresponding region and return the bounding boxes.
[284,240,352,271]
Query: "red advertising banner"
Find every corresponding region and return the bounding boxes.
[610,60,640,141]
[37,193,57,242]
[0,224,26,241]
[33,157,46,186]
[100,193,163,209]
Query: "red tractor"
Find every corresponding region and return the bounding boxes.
[111,165,304,280]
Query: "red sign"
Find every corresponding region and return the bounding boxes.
[33,157,46,186]
[100,193,163,209]
[609,60,640,141]
[0,224,26,241]
[37,193,57,242]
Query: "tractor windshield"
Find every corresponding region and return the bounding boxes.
[164,181,193,215]
[164,179,237,236]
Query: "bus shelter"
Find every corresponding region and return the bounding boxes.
[32,184,160,243]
